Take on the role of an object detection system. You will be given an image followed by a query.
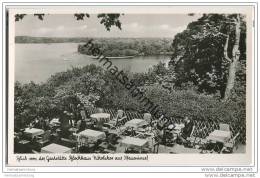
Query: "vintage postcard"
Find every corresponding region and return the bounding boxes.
[3,3,256,170]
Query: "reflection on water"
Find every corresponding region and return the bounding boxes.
[15,43,170,83]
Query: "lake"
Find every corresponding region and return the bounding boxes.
[15,43,170,83]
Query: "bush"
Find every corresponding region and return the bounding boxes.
[144,85,244,123]
[14,64,245,130]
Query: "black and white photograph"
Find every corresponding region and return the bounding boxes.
[12,12,247,155]
[2,2,256,170]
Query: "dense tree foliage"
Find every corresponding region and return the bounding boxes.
[14,62,245,130]
[78,38,173,56]
[169,14,246,100]
[14,13,246,135]
[15,13,123,31]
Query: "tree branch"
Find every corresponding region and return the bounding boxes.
[224,34,231,62]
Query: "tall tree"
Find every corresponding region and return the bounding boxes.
[170,14,246,100]
[223,14,241,101]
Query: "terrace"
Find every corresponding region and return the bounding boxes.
[14,107,245,154]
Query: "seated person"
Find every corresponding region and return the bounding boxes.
[178,116,195,144]
[167,124,175,131]
[68,112,75,127]
[151,128,162,153]
[78,119,87,132]
[109,110,126,127]
[43,118,51,130]
[123,126,136,136]
[157,117,168,131]
[33,117,41,129]
[80,107,87,120]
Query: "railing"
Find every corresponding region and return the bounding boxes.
[86,107,246,144]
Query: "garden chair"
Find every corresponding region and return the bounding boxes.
[142,147,152,153]
[71,147,77,153]
[103,148,116,153]
[37,130,51,147]
[221,132,240,153]
[219,123,230,132]
[97,108,104,113]
[71,133,80,151]
[107,110,127,127]
[125,147,139,153]
[198,138,210,153]
[78,135,88,148]
[116,110,127,126]
[184,126,198,148]
[32,149,40,154]
[60,138,77,148]
[143,113,152,124]
[76,120,82,131]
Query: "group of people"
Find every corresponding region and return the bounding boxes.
[153,116,195,147]
[29,117,51,130]
[26,104,196,148]
[111,109,195,146]
[22,104,92,139]
[62,104,90,126]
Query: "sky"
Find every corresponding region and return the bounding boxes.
[15,14,201,38]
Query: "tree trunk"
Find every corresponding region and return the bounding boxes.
[223,15,241,101]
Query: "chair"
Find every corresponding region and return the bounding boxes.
[143,113,152,124]
[125,147,139,153]
[98,141,108,150]
[60,137,77,148]
[37,130,51,147]
[219,123,230,132]
[142,147,152,153]
[116,110,127,126]
[78,136,95,153]
[71,147,77,153]
[103,148,116,153]
[32,149,40,154]
[107,133,118,145]
[76,120,82,131]
[78,135,88,147]
[72,133,80,151]
[185,126,197,147]
[185,136,198,148]
[221,132,240,153]
[164,129,175,147]
[97,108,104,113]
[107,110,127,127]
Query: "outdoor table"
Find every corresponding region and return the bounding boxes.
[90,113,110,123]
[18,140,30,145]
[207,130,231,143]
[120,136,148,153]
[137,128,146,132]
[136,130,154,137]
[50,118,60,126]
[108,129,120,135]
[24,128,44,138]
[41,143,71,153]
[124,119,148,129]
[17,139,31,153]
[78,129,106,143]
[69,127,78,134]
[174,123,185,130]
